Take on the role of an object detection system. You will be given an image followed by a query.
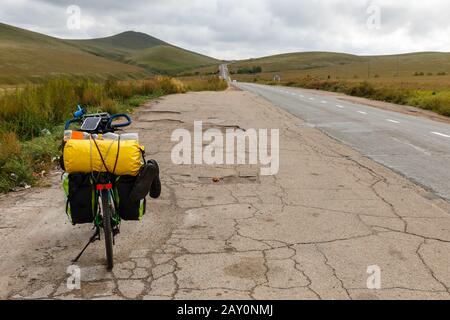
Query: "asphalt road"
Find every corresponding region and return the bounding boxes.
[4,89,450,299]
[219,64,231,82]
[235,82,450,201]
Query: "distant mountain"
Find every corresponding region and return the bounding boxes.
[0,23,221,85]
[77,31,169,50]
[0,23,147,85]
[67,31,221,75]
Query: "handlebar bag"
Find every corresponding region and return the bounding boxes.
[63,139,143,176]
[113,175,146,221]
[62,173,97,225]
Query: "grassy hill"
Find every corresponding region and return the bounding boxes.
[0,23,148,85]
[68,31,221,75]
[229,51,450,89]
[230,52,364,73]
[0,23,221,85]
[229,51,450,117]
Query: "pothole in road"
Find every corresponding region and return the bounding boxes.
[139,119,185,123]
[198,175,259,185]
[203,123,246,132]
[140,110,182,115]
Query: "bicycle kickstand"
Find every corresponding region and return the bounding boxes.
[72,228,100,264]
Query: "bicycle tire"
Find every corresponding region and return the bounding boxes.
[101,189,114,270]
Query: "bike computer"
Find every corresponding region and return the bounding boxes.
[81,117,102,131]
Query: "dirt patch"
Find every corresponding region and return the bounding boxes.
[224,258,266,280]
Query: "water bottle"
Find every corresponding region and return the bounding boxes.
[102,133,120,141]
[120,133,139,142]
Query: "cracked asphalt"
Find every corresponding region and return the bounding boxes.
[1,87,449,300]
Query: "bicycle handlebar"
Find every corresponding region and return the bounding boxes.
[108,114,132,128]
[64,111,132,131]
[74,105,86,119]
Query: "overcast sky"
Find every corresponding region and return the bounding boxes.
[1,0,450,60]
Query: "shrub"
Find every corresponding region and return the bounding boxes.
[139,80,158,95]
[0,157,35,192]
[408,91,450,116]
[185,77,227,92]
[0,132,21,166]
[100,98,119,114]
[237,66,262,74]
[153,77,185,94]
[113,82,134,100]
[22,132,60,173]
[345,81,376,97]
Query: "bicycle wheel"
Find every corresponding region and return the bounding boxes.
[100,189,114,270]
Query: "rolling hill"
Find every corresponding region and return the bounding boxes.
[229,51,450,88]
[0,23,148,85]
[0,23,221,85]
[67,31,221,75]
[230,52,364,73]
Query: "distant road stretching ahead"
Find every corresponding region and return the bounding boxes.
[235,82,450,201]
[219,64,230,82]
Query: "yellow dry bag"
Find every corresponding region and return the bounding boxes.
[63,138,143,176]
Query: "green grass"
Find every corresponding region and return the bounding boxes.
[230,52,364,74]
[180,76,229,91]
[67,31,221,75]
[0,23,148,85]
[129,46,221,74]
[0,23,221,84]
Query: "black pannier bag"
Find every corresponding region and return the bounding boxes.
[114,175,146,221]
[64,173,96,225]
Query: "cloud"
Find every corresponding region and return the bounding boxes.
[1,0,449,60]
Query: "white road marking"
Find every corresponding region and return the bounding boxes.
[392,138,431,156]
[299,95,304,98]
[431,132,450,138]
[358,111,368,115]
[321,100,327,104]
[309,97,315,100]
[386,119,400,124]
[336,105,344,108]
